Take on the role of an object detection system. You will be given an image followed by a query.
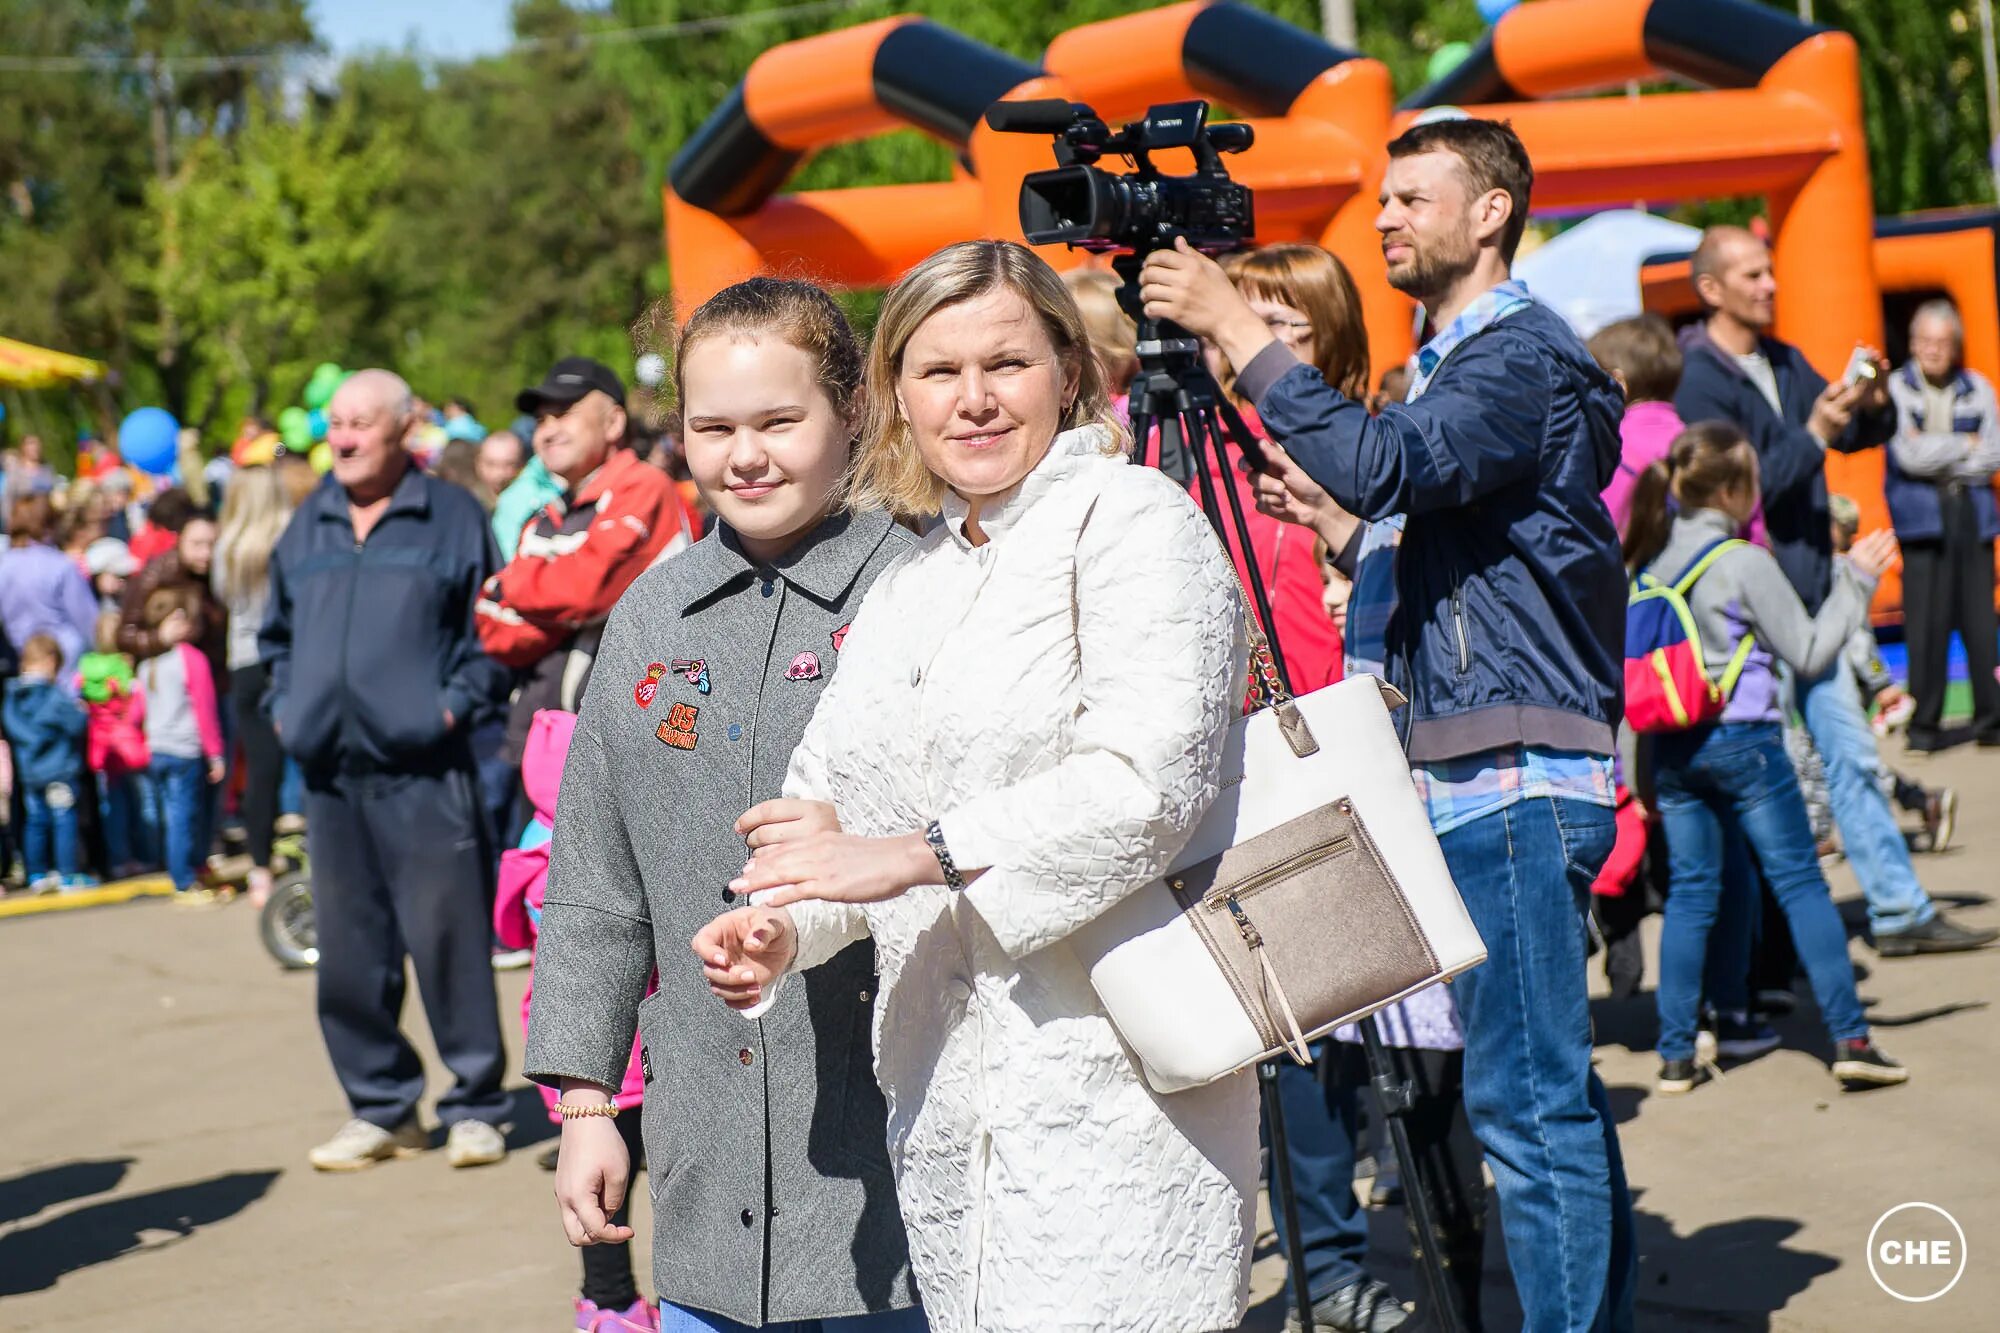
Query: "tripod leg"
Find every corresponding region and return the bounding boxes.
[1360,1017,1467,1333]
[1189,406,1291,686]
[1261,1057,1319,1333]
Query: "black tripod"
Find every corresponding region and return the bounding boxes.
[1118,259,1468,1333]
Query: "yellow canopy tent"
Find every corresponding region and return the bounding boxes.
[0,336,108,390]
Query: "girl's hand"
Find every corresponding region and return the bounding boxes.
[206,756,225,785]
[553,1099,635,1247]
[693,906,798,1009]
[1848,529,1901,581]
[736,798,841,850]
[729,832,936,911]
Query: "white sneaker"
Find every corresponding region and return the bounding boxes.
[445,1118,506,1169]
[490,947,533,971]
[308,1117,427,1172]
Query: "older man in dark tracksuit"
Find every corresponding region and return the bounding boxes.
[262,368,514,1172]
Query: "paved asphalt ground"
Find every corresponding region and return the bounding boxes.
[1,743,1994,1331]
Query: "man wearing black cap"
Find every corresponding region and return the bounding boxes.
[477,357,692,763]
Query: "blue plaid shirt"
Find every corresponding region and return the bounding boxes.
[1351,279,1615,836]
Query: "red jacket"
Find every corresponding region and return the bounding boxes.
[476,448,693,669]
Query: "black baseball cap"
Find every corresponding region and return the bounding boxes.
[515,356,626,415]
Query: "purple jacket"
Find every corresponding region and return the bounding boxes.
[0,543,99,677]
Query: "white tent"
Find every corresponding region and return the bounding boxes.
[1514,209,1703,338]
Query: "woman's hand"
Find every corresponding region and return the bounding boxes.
[693,906,798,1009]
[736,798,841,850]
[729,831,937,911]
[553,1086,635,1247]
[1848,529,1901,581]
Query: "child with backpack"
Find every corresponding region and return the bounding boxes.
[1624,421,1908,1094]
[3,633,94,892]
[78,610,151,877]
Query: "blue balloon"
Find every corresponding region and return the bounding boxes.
[118,406,180,476]
[1476,0,1518,22]
[307,409,328,442]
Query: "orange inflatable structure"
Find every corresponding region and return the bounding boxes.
[665,0,1989,613]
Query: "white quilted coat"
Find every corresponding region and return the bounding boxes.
[774,428,1258,1333]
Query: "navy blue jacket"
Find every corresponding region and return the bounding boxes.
[261,466,509,776]
[1673,324,1894,612]
[3,676,86,787]
[1238,300,1626,762]
[1883,362,2000,543]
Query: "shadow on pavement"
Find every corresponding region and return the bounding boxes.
[0,1158,133,1228]
[0,1169,279,1297]
[1633,1203,1839,1329]
[503,1083,559,1150]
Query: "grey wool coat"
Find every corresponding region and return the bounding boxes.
[523,509,919,1327]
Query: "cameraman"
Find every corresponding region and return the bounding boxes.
[1142,117,1635,1333]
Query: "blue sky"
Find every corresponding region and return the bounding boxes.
[313,0,516,60]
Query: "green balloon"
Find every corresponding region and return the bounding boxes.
[1427,40,1474,83]
[278,405,312,449]
[302,362,345,411]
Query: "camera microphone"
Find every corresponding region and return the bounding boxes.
[984,99,1081,135]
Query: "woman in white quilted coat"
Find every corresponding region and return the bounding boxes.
[694,240,1258,1332]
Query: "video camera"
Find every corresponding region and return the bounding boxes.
[984,98,1255,257]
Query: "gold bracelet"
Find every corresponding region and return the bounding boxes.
[556,1096,620,1120]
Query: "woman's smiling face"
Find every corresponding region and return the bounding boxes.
[895,284,1078,505]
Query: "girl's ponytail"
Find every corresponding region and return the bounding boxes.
[1621,458,1675,574]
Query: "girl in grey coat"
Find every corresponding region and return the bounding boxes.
[525,280,925,1333]
[1625,421,1908,1098]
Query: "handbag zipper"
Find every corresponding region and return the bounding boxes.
[1202,833,1353,911]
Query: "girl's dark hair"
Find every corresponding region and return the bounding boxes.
[643,277,864,428]
[1621,419,1760,573]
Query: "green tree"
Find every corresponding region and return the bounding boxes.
[132,94,403,428]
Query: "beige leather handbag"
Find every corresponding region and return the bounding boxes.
[1071,620,1487,1093]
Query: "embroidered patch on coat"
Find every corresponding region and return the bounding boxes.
[831,623,849,653]
[785,651,822,681]
[634,662,667,709]
[656,702,699,751]
[670,658,712,694]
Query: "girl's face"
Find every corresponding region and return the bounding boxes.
[681,334,850,564]
[896,285,1078,510]
[1243,292,1318,369]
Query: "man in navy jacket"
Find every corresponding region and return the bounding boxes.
[1144,116,1635,1333]
[1675,227,1992,958]
[263,368,515,1171]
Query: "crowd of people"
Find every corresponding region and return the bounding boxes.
[4,113,1997,1333]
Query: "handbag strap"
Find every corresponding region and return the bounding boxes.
[1222,550,1322,759]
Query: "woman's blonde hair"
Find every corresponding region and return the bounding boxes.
[215,464,293,598]
[851,240,1126,518]
[1229,243,1371,399]
[1060,267,1138,394]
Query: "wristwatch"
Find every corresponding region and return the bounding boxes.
[925,820,965,891]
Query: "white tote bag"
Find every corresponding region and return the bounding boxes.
[1071,660,1487,1095]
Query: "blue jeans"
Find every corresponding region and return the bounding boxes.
[657,1303,929,1332]
[1651,723,1870,1061]
[99,772,149,869]
[149,755,212,891]
[1443,796,1635,1333]
[22,779,81,879]
[1266,1042,1369,1303]
[1794,665,1935,934]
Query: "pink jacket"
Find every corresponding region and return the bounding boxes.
[497,709,651,1117]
